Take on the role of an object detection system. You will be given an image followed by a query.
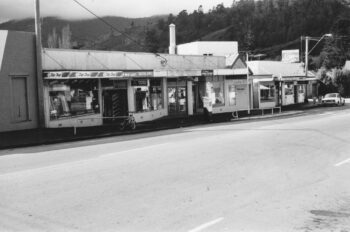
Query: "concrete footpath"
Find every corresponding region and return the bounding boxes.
[0,102,324,149]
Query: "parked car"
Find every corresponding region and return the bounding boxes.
[321,93,345,106]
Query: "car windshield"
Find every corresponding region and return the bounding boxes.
[325,93,337,98]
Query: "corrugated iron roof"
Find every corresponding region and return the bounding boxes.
[247,61,315,77]
[42,48,227,71]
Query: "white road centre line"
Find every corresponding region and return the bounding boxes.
[188,217,224,232]
[335,158,350,167]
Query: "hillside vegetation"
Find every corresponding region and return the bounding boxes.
[0,16,165,51]
[0,0,349,67]
[148,0,350,62]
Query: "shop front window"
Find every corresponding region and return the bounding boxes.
[209,76,225,106]
[229,85,236,106]
[285,84,294,96]
[260,84,275,102]
[48,80,99,120]
[133,78,163,112]
[150,79,163,110]
[298,85,304,94]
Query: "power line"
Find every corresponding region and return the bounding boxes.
[72,0,144,49]
[71,0,169,64]
[253,38,300,54]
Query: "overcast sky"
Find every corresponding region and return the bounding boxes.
[0,0,234,22]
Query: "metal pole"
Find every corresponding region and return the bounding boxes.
[304,36,309,78]
[246,52,250,114]
[34,0,45,128]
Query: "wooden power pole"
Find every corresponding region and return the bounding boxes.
[34,0,46,128]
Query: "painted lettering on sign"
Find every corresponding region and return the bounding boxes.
[231,80,247,85]
[44,71,153,79]
[201,70,214,76]
[131,79,148,86]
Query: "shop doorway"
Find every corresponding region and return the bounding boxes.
[192,83,204,114]
[294,85,298,103]
[168,84,187,116]
[103,89,128,123]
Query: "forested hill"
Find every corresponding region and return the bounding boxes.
[0,16,166,51]
[147,0,350,59]
[0,0,349,61]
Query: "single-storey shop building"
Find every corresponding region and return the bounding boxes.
[248,61,317,108]
[42,48,250,128]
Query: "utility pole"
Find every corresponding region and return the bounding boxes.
[246,52,251,114]
[304,36,309,78]
[34,0,45,128]
[303,34,332,78]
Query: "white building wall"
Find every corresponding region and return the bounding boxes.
[177,41,238,56]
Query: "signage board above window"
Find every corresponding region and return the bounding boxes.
[131,79,148,86]
[44,71,153,79]
[201,70,214,76]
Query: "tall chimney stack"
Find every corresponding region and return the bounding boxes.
[169,24,176,55]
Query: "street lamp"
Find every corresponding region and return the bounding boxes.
[302,33,333,77]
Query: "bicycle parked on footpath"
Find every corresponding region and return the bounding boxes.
[120,113,136,131]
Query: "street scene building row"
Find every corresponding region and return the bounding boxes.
[0,27,318,132]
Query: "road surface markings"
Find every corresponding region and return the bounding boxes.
[334,158,350,167]
[188,217,224,232]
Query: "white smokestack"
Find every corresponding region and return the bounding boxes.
[169,24,176,55]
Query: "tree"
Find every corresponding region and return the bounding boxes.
[47,27,58,48]
[333,70,350,97]
[145,28,159,53]
[59,24,72,49]
[320,37,346,69]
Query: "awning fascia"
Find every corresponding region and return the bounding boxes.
[43,70,154,79]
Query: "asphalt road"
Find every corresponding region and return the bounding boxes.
[1,107,350,232]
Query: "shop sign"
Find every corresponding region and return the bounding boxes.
[131,79,148,86]
[236,86,246,91]
[297,80,309,84]
[44,71,153,79]
[226,75,247,80]
[231,79,247,85]
[201,70,214,76]
[282,49,300,63]
[123,71,153,77]
[113,80,127,89]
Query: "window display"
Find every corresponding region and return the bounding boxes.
[150,79,163,111]
[229,85,236,106]
[48,80,99,120]
[284,84,294,96]
[298,85,304,94]
[133,79,163,112]
[208,76,224,106]
[260,84,275,103]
